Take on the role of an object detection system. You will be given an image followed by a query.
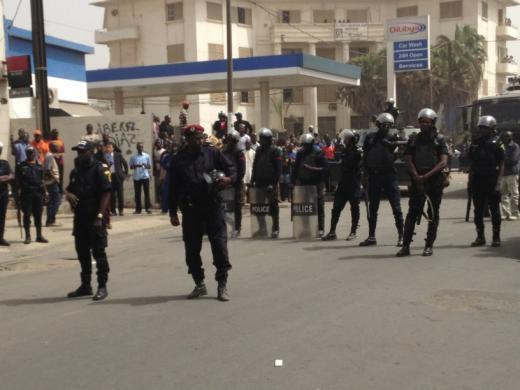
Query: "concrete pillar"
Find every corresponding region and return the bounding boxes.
[304,43,318,131]
[337,42,351,129]
[114,89,124,115]
[0,0,10,152]
[273,43,282,55]
[260,81,270,128]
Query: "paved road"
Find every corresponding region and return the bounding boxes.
[1,175,519,390]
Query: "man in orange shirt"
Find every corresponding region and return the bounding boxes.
[32,129,49,165]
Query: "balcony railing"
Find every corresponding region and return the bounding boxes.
[271,23,384,44]
[95,26,140,44]
[497,24,519,41]
[497,61,519,75]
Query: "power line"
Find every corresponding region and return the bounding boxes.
[8,0,24,29]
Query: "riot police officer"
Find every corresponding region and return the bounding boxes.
[396,109,449,257]
[250,128,282,238]
[360,113,404,247]
[0,142,14,246]
[384,98,400,123]
[65,141,112,301]
[223,130,246,238]
[292,133,328,237]
[468,116,504,247]
[169,124,236,301]
[322,130,362,241]
[17,146,48,245]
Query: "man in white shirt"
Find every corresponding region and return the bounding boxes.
[243,140,256,203]
[237,123,251,151]
[129,143,152,214]
[82,124,101,143]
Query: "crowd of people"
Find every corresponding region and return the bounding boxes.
[0,103,519,302]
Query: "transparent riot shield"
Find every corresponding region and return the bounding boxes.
[250,187,271,238]
[292,185,318,239]
[220,187,235,235]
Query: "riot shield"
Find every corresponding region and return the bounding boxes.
[250,187,271,238]
[292,185,318,239]
[220,187,235,234]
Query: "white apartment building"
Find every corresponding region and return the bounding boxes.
[93,0,520,133]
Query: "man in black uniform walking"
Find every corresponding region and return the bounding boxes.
[169,124,236,301]
[322,130,362,241]
[360,113,404,247]
[65,141,112,301]
[0,142,14,246]
[223,130,246,238]
[17,146,48,245]
[233,112,253,134]
[396,109,449,257]
[468,116,504,247]
[250,128,282,238]
[292,133,328,237]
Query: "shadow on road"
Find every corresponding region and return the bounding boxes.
[92,295,210,306]
[472,237,520,261]
[0,296,89,306]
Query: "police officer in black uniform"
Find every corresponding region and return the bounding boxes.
[360,113,404,247]
[397,109,449,257]
[17,146,48,245]
[233,112,253,134]
[322,130,362,241]
[223,130,246,238]
[384,98,400,123]
[468,116,505,248]
[0,142,14,246]
[169,124,236,301]
[65,141,112,301]
[250,128,282,238]
[292,133,328,237]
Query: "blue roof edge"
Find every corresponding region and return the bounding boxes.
[87,54,361,83]
[4,18,94,54]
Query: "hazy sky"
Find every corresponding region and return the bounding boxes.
[3,1,520,71]
[4,0,109,69]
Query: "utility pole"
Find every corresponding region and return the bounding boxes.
[30,0,51,139]
[447,42,454,137]
[226,0,234,132]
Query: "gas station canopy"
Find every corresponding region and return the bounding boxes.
[86,54,361,100]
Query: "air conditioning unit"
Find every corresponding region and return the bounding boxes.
[48,88,60,109]
[328,103,337,111]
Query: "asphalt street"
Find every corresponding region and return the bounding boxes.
[1,174,519,390]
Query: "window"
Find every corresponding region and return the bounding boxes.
[346,9,368,23]
[166,2,183,21]
[207,2,223,21]
[482,2,488,20]
[498,9,504,25]
[240,91,255,104]
[316,47,336,60]
[440,1,463,19]
[397,6,418,17]
[208,43,224,60]
[280,10,301,23]
[167,44,185,63]
[318,117,336,135]
[317,86,337,103]
[232,7,252,25]
[239,47,253,58]
[313,10,335,23]
[349,46,369,59]
[284,117,304,135]
[283,88,303,103]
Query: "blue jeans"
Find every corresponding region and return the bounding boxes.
[46,182,62,224]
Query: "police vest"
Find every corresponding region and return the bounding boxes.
[254,146,278,185]
[365,135,395,170]
[0,160,11,194]
[409,133,444,172]
[296,150,323,185]
[69,161,106,215]
[18,162,44,192]
[470,136,502,176]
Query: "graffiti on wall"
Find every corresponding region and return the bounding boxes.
[91,121,145,155]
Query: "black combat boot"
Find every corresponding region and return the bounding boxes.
[491,229,501,248]
[67,284,93,298]
[321,232,337,241]
[217,280,229,302]
[397,232,404,247]
[359,237,377,246]
[24,227,31,245]
[345,228,357,241]
[471,229,486,247]
[422,246,433,257]
[396,246,411,257]
[92,287,108,301]
[187,281,207,299]
[36,227,48,244]
[0,235,10,246]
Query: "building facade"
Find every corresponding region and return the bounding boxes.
[93,0,520,133]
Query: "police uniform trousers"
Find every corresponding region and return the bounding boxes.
[315,184,326,231]
[73,216,110,287]
[472,174,501,233]
[367,172,404,237]
[21,190,44,232]
[181,202,232,283]
[233,183,243,232]
[402,174,444,247]
[330,181,360,233]
[0,191,8,239]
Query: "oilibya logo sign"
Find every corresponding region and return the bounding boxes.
[389,22,427,35]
